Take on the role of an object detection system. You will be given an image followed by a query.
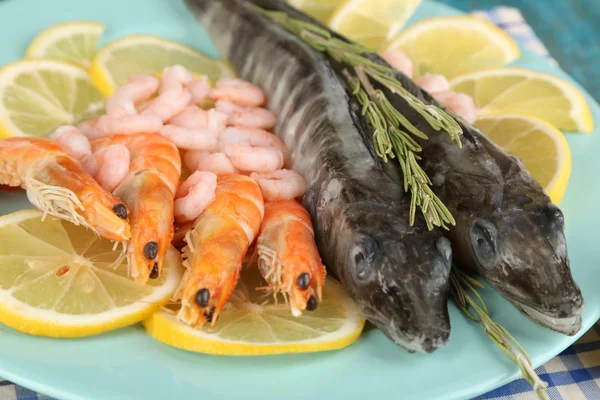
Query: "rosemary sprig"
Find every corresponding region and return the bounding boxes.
[253,6,462,229]
[450,269,549,400]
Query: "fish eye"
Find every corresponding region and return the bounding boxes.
[349,237,377,282]
[470,219,498,270]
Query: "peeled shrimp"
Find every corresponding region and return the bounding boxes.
[183,151,238,175]
[432,91,478,124]
[415,73,451,94]
[169,106,227,132]
[223,143,283,173]
[250,169,305,201]
[77,118,106,140]
[96,114,163,136]
[177,174,264,329]
[209,78,266,107]
[106,74,159,118]
[49,125,99,176]
[378,50,414,78]
[93,144,131,193]
[186,75,211,105]
[92,133,181,283]
[141,66,194,123]
[159,65,195,94]
[159,125,218,151]
[215,100,276,130]
[174,171,217,223]
[219,126,287,159]
[0,138,130,241]
[255,199,326,316]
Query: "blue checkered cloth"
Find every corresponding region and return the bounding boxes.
[0,5,596,400]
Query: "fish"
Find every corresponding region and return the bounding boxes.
[184,0,454,353]
[367,55,584,335]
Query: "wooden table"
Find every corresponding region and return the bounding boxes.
[440,0,600,101]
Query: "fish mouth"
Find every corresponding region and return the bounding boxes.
[510,299,583,336]
[363,307,450,353]
[492,282,584,336]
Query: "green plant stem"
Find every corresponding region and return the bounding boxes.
[450,269,549,400]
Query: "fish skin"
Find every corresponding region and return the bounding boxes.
[364,59,584,335]
[184,0,454,353]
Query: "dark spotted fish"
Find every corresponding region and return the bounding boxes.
[184,0,454,352]
[369,60,584,336]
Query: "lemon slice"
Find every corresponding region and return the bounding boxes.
[475,114,572,204]
[144,268,365,355]
[383,16,520,79]
[0,59,105,138]
[25,21,105,69]
[90,34,236,96]
[328,0,422,49]
[451,68,593,133]
[0,210,183,338]
[289,0,345,24]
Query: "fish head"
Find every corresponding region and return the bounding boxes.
[345,224,453,353]
[462,202,583,335]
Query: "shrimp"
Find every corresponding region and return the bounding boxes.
[106,74,159,118]
[177,174,264,329]
[220,126,288,159]
[223,143,283,173]
[96,114,163,136]
[174,171,217,223]
[432,90,478,124]
[92,133,181,283]
[255,199,326,316]
[183,151,238,175]
[169,106,228,132]
[77,118,105,140]
[0,137,131,241]
[159,125,218,151]
[186,75,211,105]
[215,100,277,130]
[49,125,99,176]
[378,50,414,78]
[93,144,131,193]
[250,169,306,201]
[141,66,194,123]
[415,73,451,94]
[209,78,266,107]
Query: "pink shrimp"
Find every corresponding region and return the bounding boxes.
[159,65,195,94]
[93,144,131,193]
[222,143,283,173]
[186,75,211,105]
[106,74,159,118]
[432,91,478,124]
[159,125,218,151]
[77,118,105,140]
[215,100,277,130]
[49,125,100,176]
[209,78,266,107]
[168,106,227,132]
[415,73,451,94]
[183,151,238,175]
[95,114,163,136]
[141,66,194,123]
[174,171,217,223]
[219,126,287,159]
[250,169,306,201]
[378,50,414,78]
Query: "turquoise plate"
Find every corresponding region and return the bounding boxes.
[0,1,598,399]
